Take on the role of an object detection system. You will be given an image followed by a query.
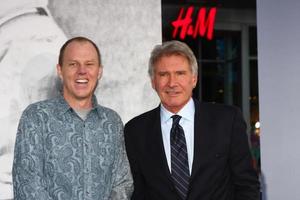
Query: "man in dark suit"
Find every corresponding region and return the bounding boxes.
[124,40,260,200]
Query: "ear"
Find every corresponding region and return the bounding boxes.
[192,74,198,88]
[151,77,156,90]
[98,66,103,79]
[56,64,63,81]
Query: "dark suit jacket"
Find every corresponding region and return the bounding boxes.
[124,99,260,200]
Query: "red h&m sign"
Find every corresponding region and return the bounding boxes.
[171,6,217,40]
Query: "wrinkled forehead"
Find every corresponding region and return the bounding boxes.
[154,53,191,67]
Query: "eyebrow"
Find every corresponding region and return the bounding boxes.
[65,59,97,62]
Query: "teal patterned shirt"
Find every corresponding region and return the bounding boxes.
[13,95,133,200]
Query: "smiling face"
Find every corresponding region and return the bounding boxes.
[57,40,102,108]
[151,54,197,113]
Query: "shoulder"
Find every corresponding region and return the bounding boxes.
[124,107,159,145]
[96,104,123,124]
[125,107,159,128]
[201,102,239,111]
[18,98,58,130]
[196,100,241,115]
[196,101,245,125]
[22,98,56,115]
[20,97,65,122]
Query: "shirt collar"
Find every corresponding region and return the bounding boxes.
[56,93,100,116]
[160,98,195,123]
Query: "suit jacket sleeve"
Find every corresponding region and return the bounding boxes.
[124,122,146,200]
[230,108,260,200]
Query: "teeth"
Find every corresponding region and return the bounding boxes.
[76,79,88,83]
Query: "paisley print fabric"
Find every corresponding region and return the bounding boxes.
[13,95,133,200]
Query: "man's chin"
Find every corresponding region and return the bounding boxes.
[75,94,93,100]
[162,102,183,113]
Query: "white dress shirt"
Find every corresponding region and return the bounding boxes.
[160,98,195,175]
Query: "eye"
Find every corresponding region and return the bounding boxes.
[177,71,186,75]
[158,72,168,77]
[68,62,77,67]
[86,62,96,67]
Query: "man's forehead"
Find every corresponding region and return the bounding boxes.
[64,41,98,57]
[65,40,95,50]
[155,68,189,72]
[64,58,98,62]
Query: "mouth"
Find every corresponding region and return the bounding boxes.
[75,79,88,84]
[165,90,180,96]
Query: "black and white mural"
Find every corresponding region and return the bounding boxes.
[0,0,160,199]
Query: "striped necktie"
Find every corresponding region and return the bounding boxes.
[170,115,190,199]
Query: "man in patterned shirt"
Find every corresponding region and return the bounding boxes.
[12,36,133,200]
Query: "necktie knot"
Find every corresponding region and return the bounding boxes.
[172,115,181,125]
[171,115,182,142]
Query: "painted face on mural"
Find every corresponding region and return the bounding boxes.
[57,41,102,108]
[151,54,197,113]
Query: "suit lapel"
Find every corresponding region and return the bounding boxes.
[146,106,174,185]
[190,100,215,181]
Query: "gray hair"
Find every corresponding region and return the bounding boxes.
[148,40,198,78]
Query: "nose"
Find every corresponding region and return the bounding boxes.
[168,74,177,87]
[77,64,87,74]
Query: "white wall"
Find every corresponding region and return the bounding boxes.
[49,0,161,123]
[257,1,300,199]
[0,1,161,199]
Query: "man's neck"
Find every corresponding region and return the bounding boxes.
[63,95,93,110]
